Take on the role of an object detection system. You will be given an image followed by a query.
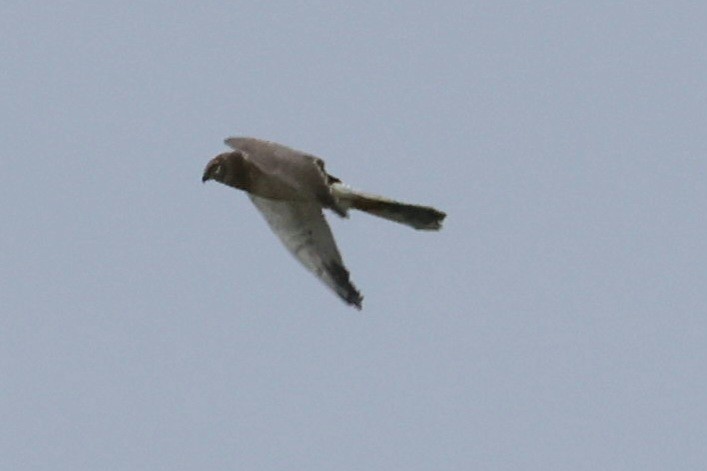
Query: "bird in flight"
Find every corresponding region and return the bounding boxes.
[203,137,446,309]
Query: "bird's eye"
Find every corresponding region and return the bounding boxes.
[214,164,222,175]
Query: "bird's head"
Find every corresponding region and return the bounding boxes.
[202,152,231,183]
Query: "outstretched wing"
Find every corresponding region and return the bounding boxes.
[249,195,363,309]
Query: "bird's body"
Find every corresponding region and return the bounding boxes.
[203,137,446,309]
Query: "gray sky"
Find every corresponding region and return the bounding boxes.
[2,2,706,470]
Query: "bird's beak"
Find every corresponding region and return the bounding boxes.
[202,168,211,183]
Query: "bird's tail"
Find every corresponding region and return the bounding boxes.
[331,183,446,230]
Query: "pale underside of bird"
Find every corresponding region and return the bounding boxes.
[202,137,446,309]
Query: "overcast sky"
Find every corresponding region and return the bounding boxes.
[2,2,706,470]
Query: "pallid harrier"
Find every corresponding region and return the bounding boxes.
[203,137,446,309]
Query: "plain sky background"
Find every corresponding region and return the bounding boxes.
[2,2,706,470]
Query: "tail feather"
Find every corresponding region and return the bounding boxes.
[331,183,446,230]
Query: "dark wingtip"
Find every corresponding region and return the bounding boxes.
[350,294,364,310]
[345,286,364,311]
[325,261,364,310]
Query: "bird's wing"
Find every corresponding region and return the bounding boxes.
[249,194,363,309]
